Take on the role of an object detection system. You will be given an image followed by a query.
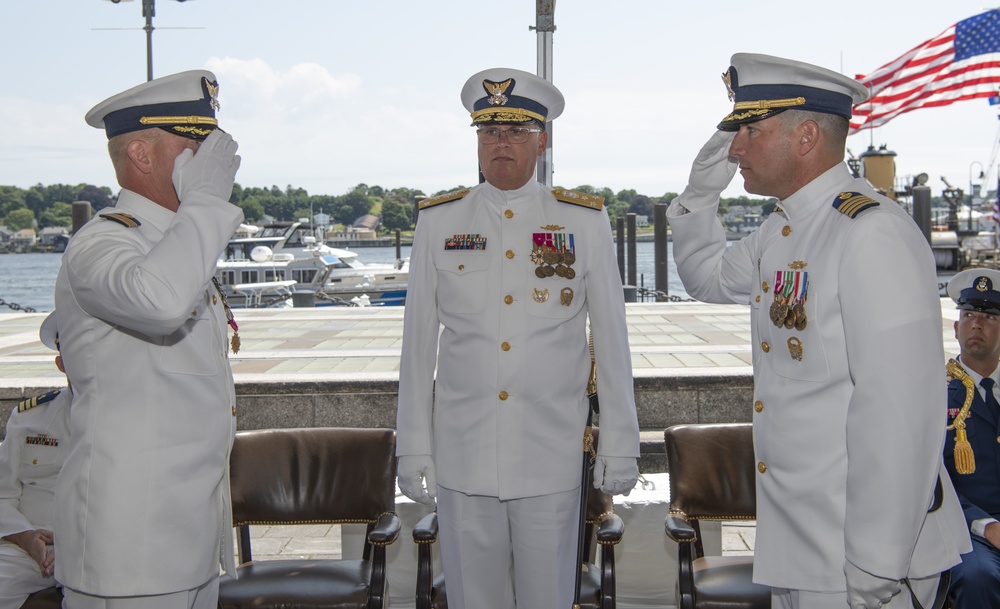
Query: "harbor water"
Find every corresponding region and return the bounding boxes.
[0,242,691,313]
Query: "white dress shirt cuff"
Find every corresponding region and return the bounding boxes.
[971,517,998,538]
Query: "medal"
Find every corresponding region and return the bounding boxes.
[532,288,549,303]
[769,301,782,324]
[212,277,240,355]
[788,337,803,361]
[793,303,807,331]
[560,287,574,306]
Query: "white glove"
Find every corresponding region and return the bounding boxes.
[671,130,738,212]
[845,560,902,609]
[397,455,437,507]
[171,129,241,203]
[593,456,638,496]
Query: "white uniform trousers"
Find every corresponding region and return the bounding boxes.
[0,543,57,609]
[437,486,581,609]
[771,574,941,609]
[62,575,218,609]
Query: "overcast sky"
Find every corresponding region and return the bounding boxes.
[2,1,998,201]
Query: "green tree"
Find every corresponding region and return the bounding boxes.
[0,186,26,218]
[381,198,412,231]
[628,195,654,218]
[5,208,35,231]
[38,202,72,229]
[332,190,373,225]
[238,198,265,223]
[76,184,114,212]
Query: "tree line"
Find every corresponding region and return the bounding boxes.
[0,182,780,233]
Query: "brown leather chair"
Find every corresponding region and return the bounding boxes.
[411,426,624,609]
[218,427,401,609]
[19,588,62,609]
[663,423,770,609]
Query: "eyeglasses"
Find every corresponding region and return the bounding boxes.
[475,126,543,145]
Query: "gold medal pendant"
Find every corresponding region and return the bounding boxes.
[787,337,803,361]
[231,333,241,355]
[769,301,782,324]
[560,287,574,306]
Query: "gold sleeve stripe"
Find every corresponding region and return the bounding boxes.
[832,192,879,219]
[100,213,141,228]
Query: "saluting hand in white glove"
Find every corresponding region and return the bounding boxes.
[397,454,437,507]
[593,455,639,496]
[845,559,902,609]
[671,130,738,213]
[171,129,241,203]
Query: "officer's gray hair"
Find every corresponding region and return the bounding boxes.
[777,109,849,149]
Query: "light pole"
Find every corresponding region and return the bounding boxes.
[531,0,555,187]
[969,161,985,232]
[102,0,195,82]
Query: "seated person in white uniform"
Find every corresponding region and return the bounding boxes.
[0,312,71,609]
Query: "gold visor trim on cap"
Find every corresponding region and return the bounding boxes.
[470,108,546,124]
[732,96,806,111]
[721,108,774,123]
[172,126,215,137]
[139,115,219,126]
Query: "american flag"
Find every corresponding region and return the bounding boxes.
[849,9,1000,134]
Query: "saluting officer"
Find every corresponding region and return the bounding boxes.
[396,67,640,609]
[53,70,244,609]
[667,53,969,609]
[0,313,70,608]
[944,268,1000,608]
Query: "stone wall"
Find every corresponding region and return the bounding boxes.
[0,373,756,473]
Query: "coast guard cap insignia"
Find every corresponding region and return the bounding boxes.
[206,79,221,111]
[484,78,513,106]
[722,68,736,102]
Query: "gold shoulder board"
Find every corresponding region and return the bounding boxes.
[552,188,604,211]
[100,212,141,228]
[419,189,469,210]
[17,389,61,413]
[832,192,879,219]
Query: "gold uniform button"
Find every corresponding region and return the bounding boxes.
[758,461,767,474]
[499,391,509,400]
[212,295,218,305]
[458,264,465,271]
[32,459,38,465]
[232,406,237,416]
[505,249,515,259]
[762,281,769,293]
[504,209,514,219]
[191,310,198,317]
[501,342,511,351]
[761,341,770,353]
[755,295,761,303]
[781,225,791,236]
[754,400,764,413]
[504,295,514,305]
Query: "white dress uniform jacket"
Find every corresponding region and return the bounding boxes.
[53,190,244,596]
[397,179,639,500]
[0,389,70,609]
[668,163,970,591]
